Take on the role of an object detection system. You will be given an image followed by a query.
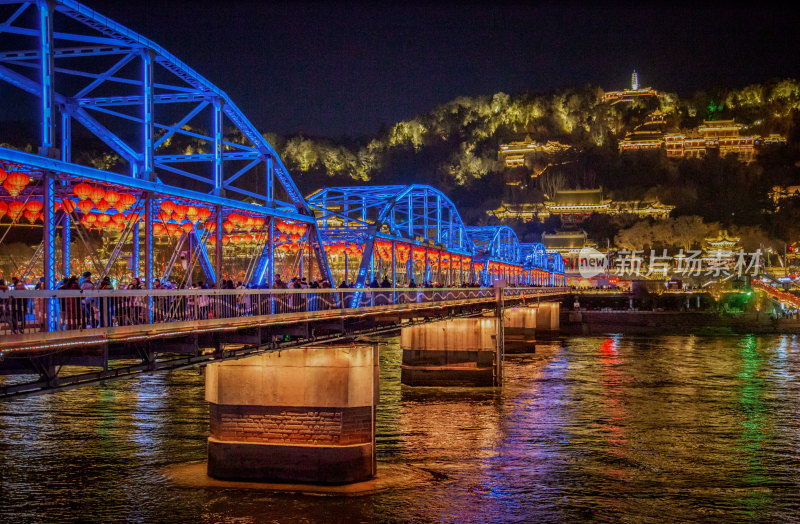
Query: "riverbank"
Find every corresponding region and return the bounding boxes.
[559,310,800,335]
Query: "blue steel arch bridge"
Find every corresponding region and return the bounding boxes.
[0,0,566,397]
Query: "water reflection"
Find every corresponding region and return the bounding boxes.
[1,335,800,522]
[735,335,770,515]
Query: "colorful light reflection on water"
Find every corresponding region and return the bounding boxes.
[1,335,800,521]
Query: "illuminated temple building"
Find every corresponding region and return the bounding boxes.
[619,112,785,162]
[487,188,674,223]
[497,137,573,170]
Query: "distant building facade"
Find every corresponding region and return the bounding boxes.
[620,113,785,162]
[497,136,573,171]
[488,188,674,222]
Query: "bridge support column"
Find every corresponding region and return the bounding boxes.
[205,344,379,484]
[535,302,560,331]
[504,306,537,353]
[400,318,499,387]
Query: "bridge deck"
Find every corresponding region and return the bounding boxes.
[0,287,567,354]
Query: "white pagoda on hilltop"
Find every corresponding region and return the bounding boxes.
[604,70,657,103]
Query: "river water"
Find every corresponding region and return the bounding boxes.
[2,334,800,522]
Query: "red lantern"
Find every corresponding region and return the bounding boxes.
[154,223,165,236]
[160,201,176,215]
[25,200,43,213]
[97,214,111,227]
[84,214,97,225]
[0,167,7,184]
[174,204,187,220]
[104,190,120,209]
[3,180,20,198]
[7,201,24,220]
[77,200,93,215]
[157,211,171,223]
[197,207,212,222]
[89,186,105,204]
[95,199,111,213]
[231,234,241,244]
[111,213,125,224]
[117,193,135,212]
[126,213,140,223]
[6,172,29,193]
[186,206,198,223]
[222,235,230,246]
[0,201,7,219]
[73,183,92,201]
[223,220,234,233]
[23,210,38,224]
[204,222,216,232]
[181,222,193,234]
[165,223,178,235]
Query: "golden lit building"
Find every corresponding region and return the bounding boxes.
[497,136,573,171]
[488,188,674,222]
[618,109,668,151]
[621,113,781,162]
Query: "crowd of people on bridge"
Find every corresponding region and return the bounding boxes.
[0,270,506,334]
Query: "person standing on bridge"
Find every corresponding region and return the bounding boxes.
[80,272,96,328]
[10,277,26,334]
[98,276,112,328]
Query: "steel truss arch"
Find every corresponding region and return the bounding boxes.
[0,0,334,290]
[465,226,521,264]
[520,242,547,269]
[307,184,474,297]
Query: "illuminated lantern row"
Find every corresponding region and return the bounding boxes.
[0,200,44,223]
[73,184,136,214]
[275,221,307,237]
[228,213,266,232]
[277,243,301,252]
[158,200,212,227]
[80,211,143,231]
[325,243,363,257]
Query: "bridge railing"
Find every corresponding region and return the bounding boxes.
[0,287,566,337]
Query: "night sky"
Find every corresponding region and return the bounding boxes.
[25,1,800,137]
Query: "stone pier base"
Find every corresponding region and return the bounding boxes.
[205,345,378,484]
[504,307,537,354]
[536,302,560,332]
[400,318,498,387]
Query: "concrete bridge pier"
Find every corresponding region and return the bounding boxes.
[400,318,500,387]
[535,302,560,332]
[205,344,379,484]
[504,306,537,354]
